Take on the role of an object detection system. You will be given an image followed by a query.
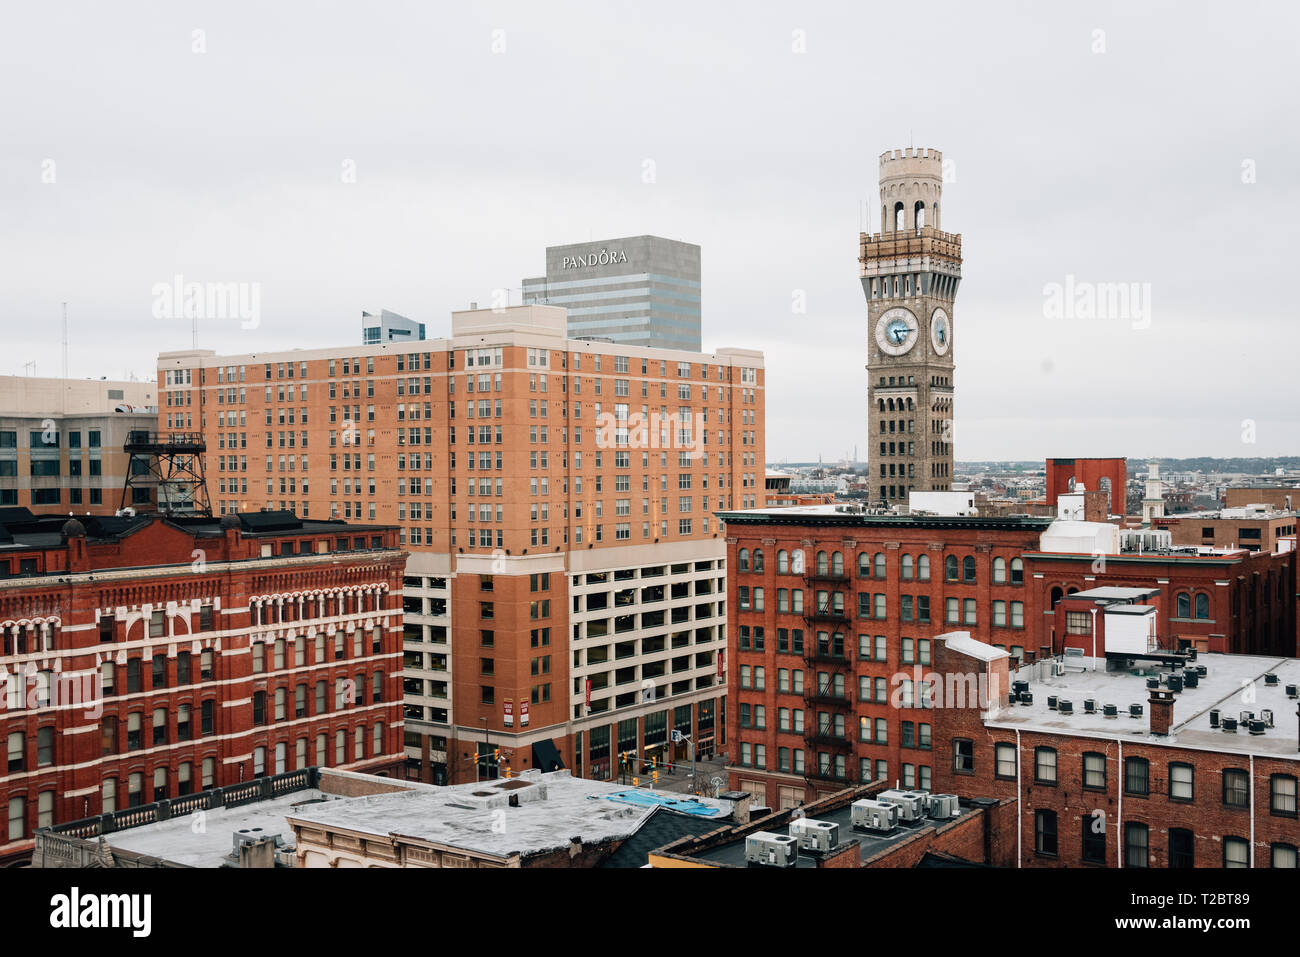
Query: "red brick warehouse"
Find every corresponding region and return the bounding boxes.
[0,507,407,865]
[717,503,1054,810]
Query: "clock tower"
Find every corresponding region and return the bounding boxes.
[860,147,962,506]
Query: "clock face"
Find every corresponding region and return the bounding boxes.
[875,307,918,356]
[930,308,951,355]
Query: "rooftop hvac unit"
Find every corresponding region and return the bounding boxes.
[1050,662,1066,677]
[1240,711,1254,725]
[1129,704,1144,718]
[1103,704,1118,718]
[1183,671,1199,689]
[1262,709,1275,727]
[1222,717,1238,733]
[745,832,798,868]
[1265,673,1279,686]
[1187,647,1198,661]
[1195,665,1208,677]
[1249,719,1267,736]
[878,789,926,822]
[1145,677,1160,690]
[1019,691,1034,705]
[1167,675,1183,693]
[927,794,960,820]
[1083,699,1096,713]
[1287,685,1298,699]
[1058,699,1073,715]
[1047,695,1058,710]
[851,799,900,833]
[1209,709,1220,728]
[1012,680,1030,695]
[789,817,840,853]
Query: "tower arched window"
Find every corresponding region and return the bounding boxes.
[738,548,750,572]
[894,202,905,231]
[831,551,844,576]
[777,550,789,574]
[1050,586,1064,609]
[962,556,976,582]
[918,554,931,581]
[945,556,959,581]
[914,201,926,229]
[1010,558,1024,584]
[901,554,914,579]
[874,553,886,578]
[816,551,829,575]
[753,549,764,572]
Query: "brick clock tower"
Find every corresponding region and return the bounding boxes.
[860,146,963,506]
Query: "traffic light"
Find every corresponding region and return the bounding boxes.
[651,757,656,769]
[652,770,659,783]
[632,777,639,786]
[493,748,500,762]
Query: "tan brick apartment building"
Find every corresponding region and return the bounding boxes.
[0,375,158,514]
[157,305,765,784]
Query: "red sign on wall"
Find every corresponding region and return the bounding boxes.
[521,700,530,727]
[585,678,592,707]
[504,699,513,727]
[717,648,725,677]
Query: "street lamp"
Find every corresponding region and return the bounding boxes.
[671,729,696,784]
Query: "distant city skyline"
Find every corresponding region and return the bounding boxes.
[2,1,1296,460]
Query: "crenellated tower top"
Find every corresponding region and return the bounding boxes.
[879,146,944,232]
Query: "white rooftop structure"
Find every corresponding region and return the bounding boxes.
[1039,519,1120,555]
[102,788,341,867]
[285,770,733,860]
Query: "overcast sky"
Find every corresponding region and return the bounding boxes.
[2,0,1296,462]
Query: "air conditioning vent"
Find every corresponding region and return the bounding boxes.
[1058,699,1073,715]
[1103,704,1118,718]
[1083,699,1096,713]
[1129,703,1144,718]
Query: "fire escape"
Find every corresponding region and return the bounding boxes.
[802,559,853,789]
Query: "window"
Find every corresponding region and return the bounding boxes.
[1034,809,1058,857]
[1082,752,1106,789]
[1272,844,1298,868]
[1081,816,1106,864]
[1272,774,1297,816]
[1169,828,1195,868]
[953,739,973,774]
[1124,822,1149,868]
[1034,747,1057,785]
[1169,763,1194,802]
[1221,768,1248,807]
[1223,837,1249,868]
[994,743,1016,779]
[1124,757,1149,796]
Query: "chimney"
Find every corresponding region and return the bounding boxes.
[1149,689,1175,736]
[720,790,752,825]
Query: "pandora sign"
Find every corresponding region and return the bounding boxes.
[560,248,629,269]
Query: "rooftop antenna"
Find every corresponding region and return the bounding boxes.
[61,302,69,380]
[22,360,35,376]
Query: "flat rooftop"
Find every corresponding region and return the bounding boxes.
[105,789,337,867]
[692,799,975,868]
[285,770,733,860]
[717,504,1054,530]
[990,652,1300,759]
